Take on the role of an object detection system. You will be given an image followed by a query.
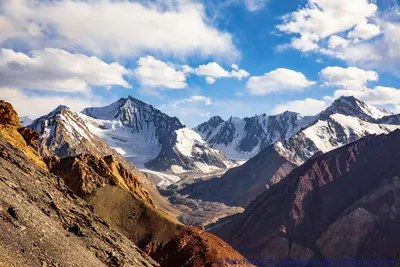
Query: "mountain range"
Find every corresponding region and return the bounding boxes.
[3,93,400,265]
[29,96,233,181]
[180,96,400,208]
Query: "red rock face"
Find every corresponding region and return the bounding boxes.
[211,130,400,261]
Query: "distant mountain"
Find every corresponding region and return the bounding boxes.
[81,96,233,175]
[194,111,315,160]
[181,96,400,208]
[20,116,33,127]
[211,129,400,262]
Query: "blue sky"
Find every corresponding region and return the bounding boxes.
[2,0,400,127]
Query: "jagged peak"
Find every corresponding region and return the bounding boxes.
[320,96,392,121]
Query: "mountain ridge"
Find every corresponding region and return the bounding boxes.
[211,129,400,261]
[181,96,400,208]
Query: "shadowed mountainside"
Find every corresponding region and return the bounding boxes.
[211,129,400,262]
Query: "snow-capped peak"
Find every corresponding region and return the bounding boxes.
[320,96,392,121]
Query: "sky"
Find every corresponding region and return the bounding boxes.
[2,0,400,127]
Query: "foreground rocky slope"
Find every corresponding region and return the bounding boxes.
[211,129,400,261]
[184,96,400,208]
[0,100,159,266]
[1,100,253,267]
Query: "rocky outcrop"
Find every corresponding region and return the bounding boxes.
[17,127,40,151]
[211,130,400,261]
[316,207,375,260]
[0,100,20,126]
[45,154,153,206]
[0,100,46,169]
[153,227,254,267]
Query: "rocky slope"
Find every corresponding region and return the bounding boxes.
[194,112,315,161]
[183,96,400,208]
[211,129,400,261]
[1,100,253,267]
[81,96,233,174]
[0,100,159,267]
[45,146,253,266]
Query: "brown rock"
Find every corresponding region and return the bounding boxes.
[45,154,153,206]
[18,127,40,151]
[0,100,20,127]
[153,227,255,267]
[316,207,374,260]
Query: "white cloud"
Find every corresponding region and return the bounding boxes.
[328,36,349,49]
[205,77,217,84]
[291,33,320,52]
[277,0,378,51]
[0,0,237,59]
[347,19,381,41]
[193,62,231,78]
[185,62,249,84]
[244,0,268,12]
[272,98,328,115]
[0,48,130,92]
[1,87,110,118]
[320,66,378,90]
[133,56,186,89]
[172,95,213,108]
[200,112,210,117]
[246,68,316,95]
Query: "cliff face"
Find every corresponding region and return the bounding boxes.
[211,130,400,261]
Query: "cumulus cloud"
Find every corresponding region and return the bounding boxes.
[246,68,316,95]
[277,0,378,52]
[1,87,110,118]
[0,0,237,59]
[272,98,328,115]
[133,56,187,89]
[184,62,249,84]
[0,48,131,92]
[320,66,378,90]
[328,36,349,49]
[347,19,381,41]
[276,0,400,74]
